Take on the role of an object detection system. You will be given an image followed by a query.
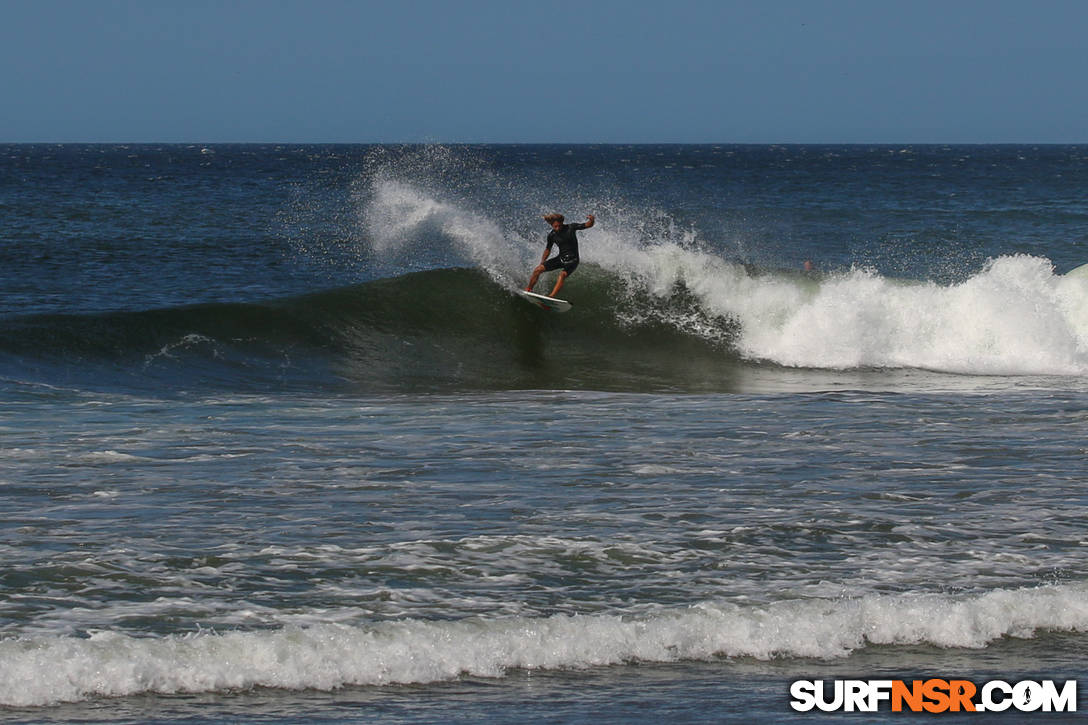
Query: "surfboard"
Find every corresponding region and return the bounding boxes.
[515,289,572,312]
[1065,262,1088,280]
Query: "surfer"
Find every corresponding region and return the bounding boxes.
[526,213,595,297]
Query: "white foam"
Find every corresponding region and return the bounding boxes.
[599,244,1088,376]
[143,334,217,367]
[0,448,41,460]
[731,255,1088,375]
[78,450,144,464]
[3,583,1086,707]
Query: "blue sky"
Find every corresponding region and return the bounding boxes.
[2,0,1086,143]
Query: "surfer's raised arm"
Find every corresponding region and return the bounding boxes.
[583,214,595,228]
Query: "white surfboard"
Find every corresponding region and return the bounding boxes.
[1065,262,1088,280]
[515,289,572,313]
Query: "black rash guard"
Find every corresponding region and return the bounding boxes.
[544,222,586,273]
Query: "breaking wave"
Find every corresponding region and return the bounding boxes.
[3,584,1087,707]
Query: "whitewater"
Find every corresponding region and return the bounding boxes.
[6,585,1088,707]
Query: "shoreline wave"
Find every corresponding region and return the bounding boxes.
[3,583,1086,708]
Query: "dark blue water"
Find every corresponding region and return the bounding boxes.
[2,145,1088,722]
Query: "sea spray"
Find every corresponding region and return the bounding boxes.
[364,178,524,281]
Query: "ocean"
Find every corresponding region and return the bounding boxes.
[2,144,1088,723]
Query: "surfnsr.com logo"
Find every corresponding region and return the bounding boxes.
[790,679,1077,713]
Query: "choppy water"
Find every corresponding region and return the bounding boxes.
[2,144,1088,722]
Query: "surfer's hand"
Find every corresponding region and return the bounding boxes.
[585,214,595,227]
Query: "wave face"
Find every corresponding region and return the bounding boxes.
[3,584,1086,707]
[0,267,739,393]
[2,256,1088,394]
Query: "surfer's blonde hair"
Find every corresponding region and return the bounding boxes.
[543,213,564,223]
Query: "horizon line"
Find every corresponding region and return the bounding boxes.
[4,139,1088,146]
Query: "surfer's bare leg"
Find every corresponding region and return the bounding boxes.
[549,271,569,298]
[526,264,546,292]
